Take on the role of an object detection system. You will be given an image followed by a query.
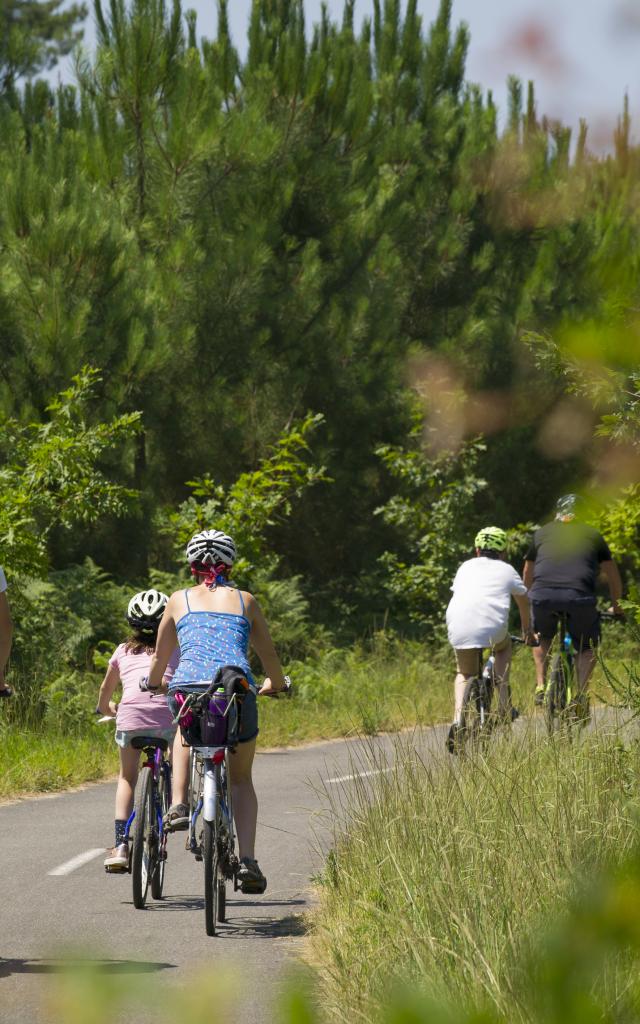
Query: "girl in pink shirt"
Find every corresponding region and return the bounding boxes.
[97,589,180,871]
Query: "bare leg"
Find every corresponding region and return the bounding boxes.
[493,643,513,717]
[171,732,190,805]
[532,637,552,690]
[575,647,597,694]
[229,738,257,860]
[454,674,477,723]
[115,746,140,820]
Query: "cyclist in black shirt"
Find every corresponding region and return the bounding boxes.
[523,494,623,706]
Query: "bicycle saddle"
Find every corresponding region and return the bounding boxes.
[130,736,170,751]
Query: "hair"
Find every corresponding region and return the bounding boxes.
[124,630,157,655]
[191,561,231,585]
[477,548,503,560]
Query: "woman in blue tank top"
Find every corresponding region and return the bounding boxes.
[145,529,288,893]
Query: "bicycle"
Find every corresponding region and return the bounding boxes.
[101,723,172,909]
[449,636,530,755]
[174,671,291,937]
[543,609,618,736]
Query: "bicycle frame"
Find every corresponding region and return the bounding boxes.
[123,744,170,844]
[187,745,233,853]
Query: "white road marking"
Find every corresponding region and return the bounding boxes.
[48,848,105,876]
[326,767,392,785]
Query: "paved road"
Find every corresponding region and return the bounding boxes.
[0,725,448,1024]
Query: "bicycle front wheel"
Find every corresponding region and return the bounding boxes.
[132,766,155,909]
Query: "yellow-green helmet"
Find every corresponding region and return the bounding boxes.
[474,526,507,552]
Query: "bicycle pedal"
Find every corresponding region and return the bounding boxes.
[104,864,127,875]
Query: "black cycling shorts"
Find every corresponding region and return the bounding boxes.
[530,597,600,648]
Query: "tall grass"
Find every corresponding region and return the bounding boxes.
[310,721,640,1022]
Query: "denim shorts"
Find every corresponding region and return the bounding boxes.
[167,688,258,744]
[115,726,176,749]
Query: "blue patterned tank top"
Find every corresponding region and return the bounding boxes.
[169,587,256,692]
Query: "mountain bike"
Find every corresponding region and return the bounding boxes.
[175,672,291,937]
[449,636,530,755]
[543,609,617,736]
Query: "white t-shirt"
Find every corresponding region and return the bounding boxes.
[446,557,527,649]
[0,568,6,593]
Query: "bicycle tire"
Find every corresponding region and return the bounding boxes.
[458,679,481,753]
[151,761,171,900]
[132,766,154,909]
[545,654,569,736]
[203,761,221,937]
[217,761,231,923]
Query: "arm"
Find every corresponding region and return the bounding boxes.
[247,596,286,692]
[601,559,623,613]
[146,598,179,691]
[514,592,535,643]
[522,560,535,589]
[0,592,13,689]
[97,663,120,716]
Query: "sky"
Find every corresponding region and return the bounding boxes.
[55,0,640,149]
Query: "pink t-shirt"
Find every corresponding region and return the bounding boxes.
[109,644,180,732]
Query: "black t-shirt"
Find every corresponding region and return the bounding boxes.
[525,521,612,599]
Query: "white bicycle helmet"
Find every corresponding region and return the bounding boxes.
[186,529,237,567]
[127,589,168,632]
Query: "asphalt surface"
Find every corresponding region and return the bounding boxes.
[0,725,448,1024]
[0,710,627,1024]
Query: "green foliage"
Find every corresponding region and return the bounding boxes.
[7,559,130,725]
[0,0,86,93]
[375,435,487,630]
[160,412,329,578]
[0,368,140,577]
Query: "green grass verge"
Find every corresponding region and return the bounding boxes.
[309,722,640,1021]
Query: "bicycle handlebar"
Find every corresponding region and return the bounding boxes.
[510,634,540,647]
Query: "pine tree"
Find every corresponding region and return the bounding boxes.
[0,0,87,94]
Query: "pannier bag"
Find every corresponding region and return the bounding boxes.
[174,665,250,748]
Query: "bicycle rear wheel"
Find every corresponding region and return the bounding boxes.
[132,767,155,909]
[151,761,171,900]
[545,654,568,736]
[458,679,481,753]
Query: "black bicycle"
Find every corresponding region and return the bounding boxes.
[544,609,619,736]
[449,636,530,755]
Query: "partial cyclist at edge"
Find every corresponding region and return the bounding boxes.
[446,526,535,751]
[0,564,13,698]
[523,493,624,714]
[144,529,289,894]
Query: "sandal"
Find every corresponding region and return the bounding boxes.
[163,803,190,832]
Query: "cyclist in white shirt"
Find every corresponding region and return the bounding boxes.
[446,527,533,750]
[0,567,13,697]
